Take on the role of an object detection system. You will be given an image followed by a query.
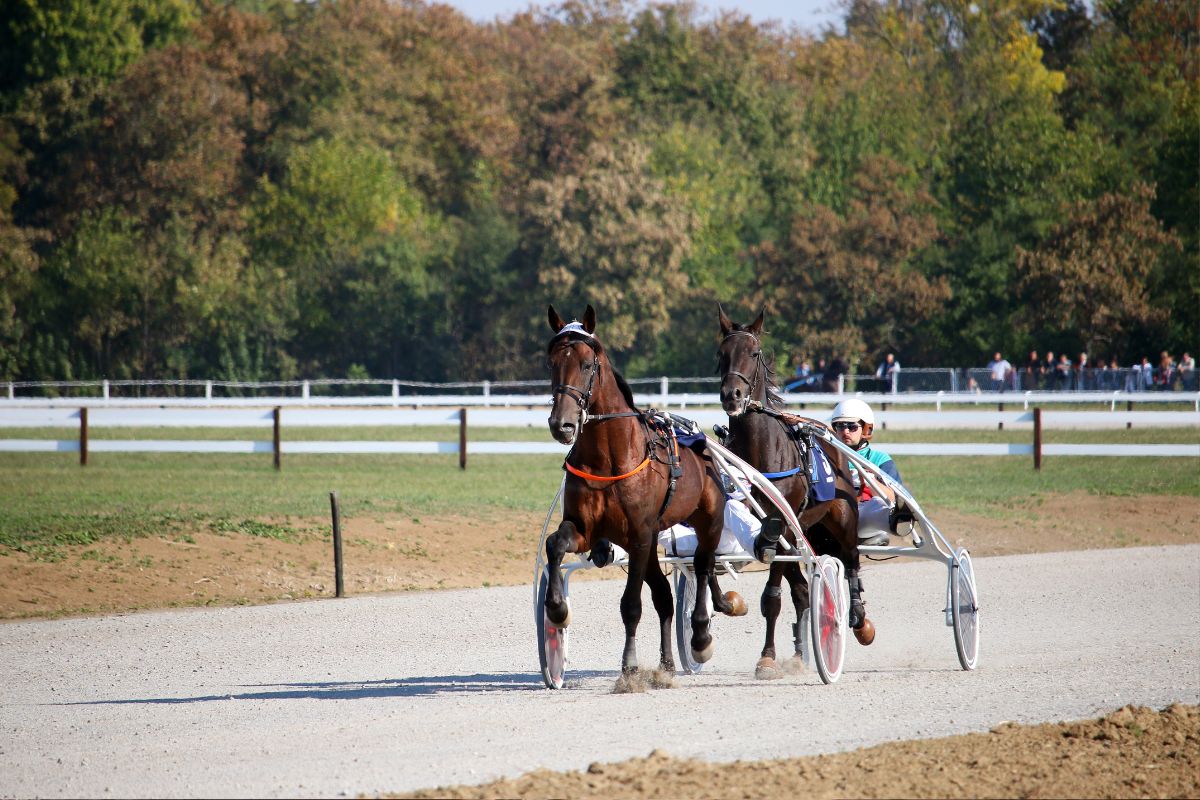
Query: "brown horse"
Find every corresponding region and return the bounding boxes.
[544,304,740,677]
[716,306,874,680]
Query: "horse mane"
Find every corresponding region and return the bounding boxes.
[549,330,639,411]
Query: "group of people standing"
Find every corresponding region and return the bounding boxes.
[987,350,1195,392]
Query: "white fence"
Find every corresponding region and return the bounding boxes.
[0,405,1195,461]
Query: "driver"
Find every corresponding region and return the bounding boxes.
[830,398,904,547]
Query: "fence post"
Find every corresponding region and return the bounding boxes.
[998,401,1004,430]
[459,407,467,470]
[273,407,281,470]
[392,379,399,407]
[483,380,490,406]
[205,380,213,400]
[1033,407,1042,470]
[7,381,12,399]
[79,407,88,467]
[102,380,109,401]
[302,380,310,403]
[1127,399,1133,430]
[330,491,344,598]
[660,376,669,407]
[837,374,845,394]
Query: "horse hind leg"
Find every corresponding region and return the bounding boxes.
[755,564,786,680]
[643,556,676,687]
[784,562,810,673]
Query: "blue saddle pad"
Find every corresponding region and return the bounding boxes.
[808,446,836,502]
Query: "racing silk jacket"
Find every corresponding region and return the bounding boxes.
[849,442,902,500]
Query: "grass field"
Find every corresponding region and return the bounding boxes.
[1,422,1196,562]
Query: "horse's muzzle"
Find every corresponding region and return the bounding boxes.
[547,416,577,445]
[720,385,747,417]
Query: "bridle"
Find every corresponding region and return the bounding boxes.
[549,334,638,425]
[720,329,768,414]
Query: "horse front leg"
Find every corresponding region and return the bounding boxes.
[544,520,585,627]
[690,544,717,663]
[754,563,786,680]
[618,541,652,674]
[644,555,676,676]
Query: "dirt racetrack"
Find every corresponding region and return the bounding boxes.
[2,492,1198,798]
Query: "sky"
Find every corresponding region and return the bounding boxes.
[435,0,846,34]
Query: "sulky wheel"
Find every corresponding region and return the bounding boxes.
[674,567,705,675]
[809,555,848,685]
[535,570,569,689]
[951,548,980,671]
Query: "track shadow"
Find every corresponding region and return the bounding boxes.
[54,670,617,705]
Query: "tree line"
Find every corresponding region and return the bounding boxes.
[0,0,1194,383]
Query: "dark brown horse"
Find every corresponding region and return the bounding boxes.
[716,306,874,679]
[543,305,743,677]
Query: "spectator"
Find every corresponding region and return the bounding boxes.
[1155,351,1175,391]
[1043,351,1057,389]
[1076,352,1090,390]
[875,352,900,393]
[1023,350,1041,391]
[1180,352,1195,391]
[987,351,1012,392]
[1138,356,1153,391]
[784,356,815,392]
[1055,352,1073,391]
[1125,358,1142,392]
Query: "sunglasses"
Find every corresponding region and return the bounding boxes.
[832,421,861,432]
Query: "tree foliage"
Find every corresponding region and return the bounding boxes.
[0,0,1193,382]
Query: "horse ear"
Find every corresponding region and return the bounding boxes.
[748,308,765,336]
[582,304,596,334]
[548,305,567,333]
[718,303,734,336]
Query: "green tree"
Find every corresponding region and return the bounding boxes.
[1016,184,1182,357]
[527,138,696,362]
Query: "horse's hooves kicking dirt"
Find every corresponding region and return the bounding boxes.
[613,669,672,693]
[722,591,748,617]
[754,656,784,680]
[854,617,876,646]
[783,655,807,675]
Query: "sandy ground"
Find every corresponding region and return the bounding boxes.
[3,491,1198,798]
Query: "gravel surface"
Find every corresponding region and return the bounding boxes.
[1,545,1197,798]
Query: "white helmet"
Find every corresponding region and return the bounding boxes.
[831,398,874,426]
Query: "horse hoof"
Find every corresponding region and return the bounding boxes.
[754,656,783,680]
[691,640,714,664]
[854,617,875,646]
[547,604,571,628]
[722,591,748,617]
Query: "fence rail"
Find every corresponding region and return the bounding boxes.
[1,406,1195,467]
[5,369,1197,402]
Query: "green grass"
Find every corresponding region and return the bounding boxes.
[0,425,1195,560]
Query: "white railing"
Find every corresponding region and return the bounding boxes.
[0,406,1195,464]
[5,372,1198,405]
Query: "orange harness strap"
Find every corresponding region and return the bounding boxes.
[563,456,651,482]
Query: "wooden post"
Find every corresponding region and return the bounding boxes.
[459,407,467,470]
[273,406,281,471]
[1127,399,1133,430]
[998,401,1004,431]
[1033,407,1042,470]
[330,491,344,598]
[80,407,88,467]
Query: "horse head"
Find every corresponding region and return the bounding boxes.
[546,304,601,444]
[717,304,766,417]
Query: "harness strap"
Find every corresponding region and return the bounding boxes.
[564,456,651,482]
[761,465,803,479]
